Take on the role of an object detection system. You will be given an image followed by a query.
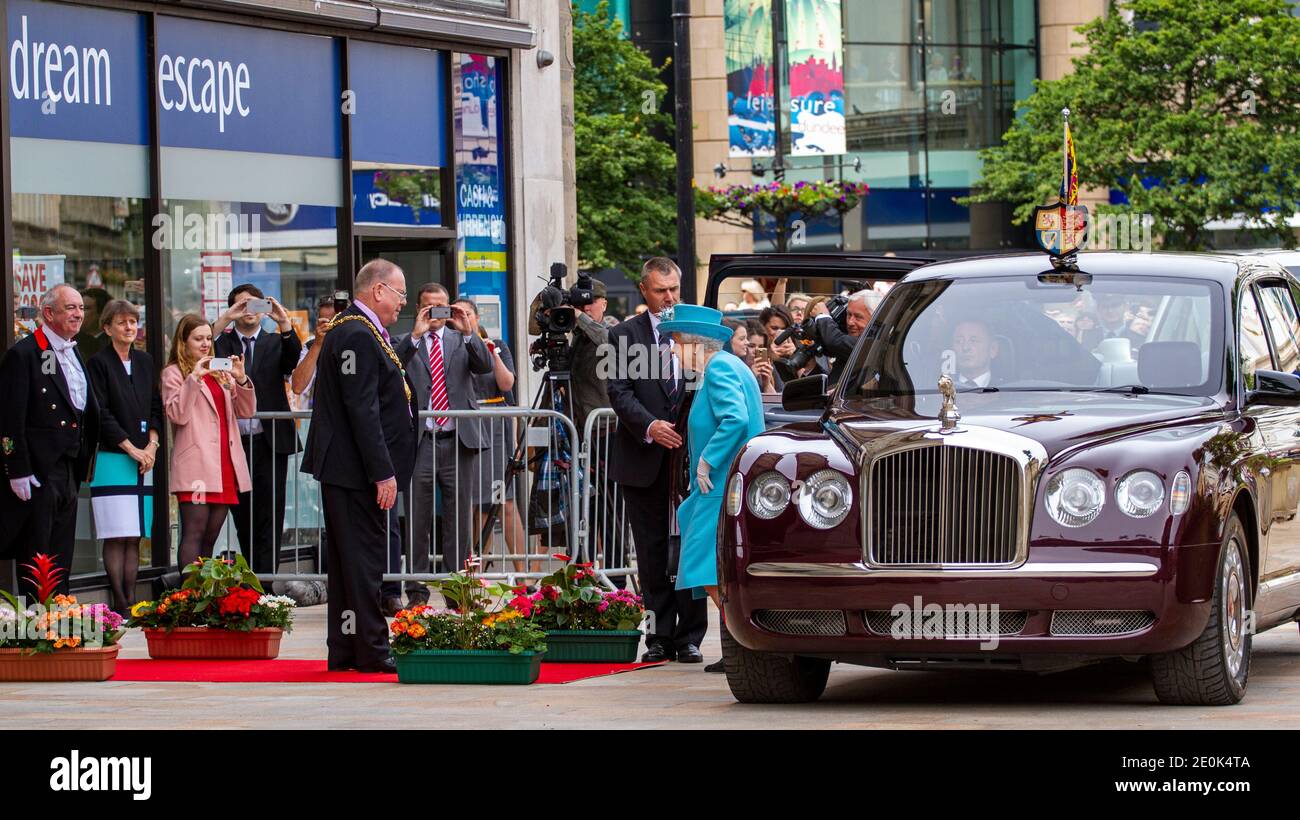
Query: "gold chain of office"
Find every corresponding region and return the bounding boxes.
[326,315,413,404]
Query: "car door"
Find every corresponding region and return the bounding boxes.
[1252,277,1300,588]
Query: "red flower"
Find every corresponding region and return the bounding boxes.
[552,553,570,562]
[21,553,65,604]
[543,585,560,601]
[217,587,260,618]
[508,595,533,616]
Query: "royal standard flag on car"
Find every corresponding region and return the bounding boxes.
[1033,107,1089,259]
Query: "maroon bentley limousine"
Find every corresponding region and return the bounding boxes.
[718,251,1300,705]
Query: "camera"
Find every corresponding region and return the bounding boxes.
[530,262,596,373]
[775,293,850,372]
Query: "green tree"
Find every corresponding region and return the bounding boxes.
[573,1,677,276]
[962,0,1300,250]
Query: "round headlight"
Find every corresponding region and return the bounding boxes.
[1116,470,1165,518]
[726,472,744,517]
[1045,468,1105,527]
[746,471,790,519]
[797,469,853,529]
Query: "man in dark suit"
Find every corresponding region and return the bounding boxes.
[394,283,493,609]
[607,257,707,663]
[302,259,416,673]
[0,284,100,600]
[213,284,302,576]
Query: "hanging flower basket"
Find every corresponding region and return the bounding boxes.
[142,627,283,660]
[0,644,120,682]
[393,649,544,685]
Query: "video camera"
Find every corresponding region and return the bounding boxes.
[530,262,596,373]
[774,292,851,372]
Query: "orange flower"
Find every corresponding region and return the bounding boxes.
[391,620,408,634]
[54,636,80,649]
[407,623,427,639]
[53,594,77,607]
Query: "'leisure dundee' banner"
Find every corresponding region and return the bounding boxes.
[725,0,774,158]
[785,0,845,156]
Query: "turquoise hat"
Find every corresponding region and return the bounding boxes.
[656,304,735,344]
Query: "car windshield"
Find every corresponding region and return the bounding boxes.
[840,273,1225,402]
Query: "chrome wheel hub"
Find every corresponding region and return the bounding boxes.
[1222,540,1247,679]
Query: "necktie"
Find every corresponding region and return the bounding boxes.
[428,333,450,427]
[658,332,678,400]
[242,335,254,373]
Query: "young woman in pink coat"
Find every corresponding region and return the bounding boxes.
[160,313,256,568]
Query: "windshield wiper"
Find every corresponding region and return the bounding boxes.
[1090,384,1150,394]
[957,386,999,393]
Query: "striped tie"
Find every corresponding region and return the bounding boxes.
[428,333,450,427]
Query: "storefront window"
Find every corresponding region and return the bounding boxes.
[7,0,151,577]
[350,41,448,227]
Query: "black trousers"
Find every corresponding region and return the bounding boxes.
[620,463,707,652]
[321,482,390,669]
[233,433,290,577]
[14,457,78,602]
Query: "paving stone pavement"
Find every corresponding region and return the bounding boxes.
[2,605,1298,729]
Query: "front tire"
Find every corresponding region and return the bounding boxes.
[721,622,830,703]
[1150,514,1252,705]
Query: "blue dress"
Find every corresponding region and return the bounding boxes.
[675,351,766,593]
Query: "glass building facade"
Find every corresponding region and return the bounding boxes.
[753,0,1038,252]
[2,0,523,590]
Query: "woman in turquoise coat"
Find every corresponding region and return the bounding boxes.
[658,305,766,613]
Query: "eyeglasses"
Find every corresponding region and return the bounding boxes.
[379,281,408,303]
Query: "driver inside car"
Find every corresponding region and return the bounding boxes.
[950,319,1001,389]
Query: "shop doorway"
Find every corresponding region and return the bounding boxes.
[354,237,456,332]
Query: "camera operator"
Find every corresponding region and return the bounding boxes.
[526,271,610,429]
[801,288,875,385]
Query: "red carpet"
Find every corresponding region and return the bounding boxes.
[111,658,664,684]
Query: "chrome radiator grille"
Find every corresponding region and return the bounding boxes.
[868,444,1021,566]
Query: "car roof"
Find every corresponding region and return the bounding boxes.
[905,251,1259,286]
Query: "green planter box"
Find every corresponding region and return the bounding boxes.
[542,630,642,663]
[393,649,544,684]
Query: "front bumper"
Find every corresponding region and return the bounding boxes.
[721,544,1219,659]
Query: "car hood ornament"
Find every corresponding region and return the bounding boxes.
[938,374,961,431]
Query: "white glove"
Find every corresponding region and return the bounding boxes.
[9,475,41,502]
[696,458,713,494]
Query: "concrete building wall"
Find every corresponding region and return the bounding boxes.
[508,0,577,400]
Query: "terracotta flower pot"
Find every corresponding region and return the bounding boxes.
[0,644,120,681]
[143,627,283,659]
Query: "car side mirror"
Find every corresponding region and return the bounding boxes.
[782,374,829,412]
[1248,369,1300,406]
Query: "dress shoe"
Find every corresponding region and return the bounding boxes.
[327,662,355,672]
[704,659,725,673]
[382,597,403,617]
[677,644,704,663]
[641,644,672,663]
[355,657,397,673]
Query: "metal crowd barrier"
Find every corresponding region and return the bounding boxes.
[206,408,585,592]
[579,409,636,589]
